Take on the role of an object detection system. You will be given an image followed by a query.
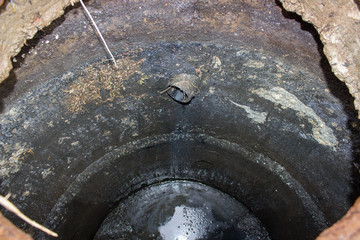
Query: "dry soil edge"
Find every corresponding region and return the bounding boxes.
[278,0,360,117]
[0,0,360,115]
[0,0,78,82]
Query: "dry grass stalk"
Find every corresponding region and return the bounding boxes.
[0,194,58,237]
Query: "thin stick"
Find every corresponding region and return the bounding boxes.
[79,0,118,68]
[160,86,172,94]
[0,194,58,237]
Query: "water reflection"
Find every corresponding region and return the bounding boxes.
[159,205,212,240]
[94,181,270,240]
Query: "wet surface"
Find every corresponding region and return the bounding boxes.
[0,1,359,238]
[2,0,323,109]
[0,42,357,240]
[95,181,270,240]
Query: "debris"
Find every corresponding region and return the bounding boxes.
[64,57,143,113]
[163,74,200,104]
[212,56,222,69]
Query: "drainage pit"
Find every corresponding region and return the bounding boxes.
[95,180,269,240]
[0,1,359,240]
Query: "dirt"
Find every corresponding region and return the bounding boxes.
[64,55,144,113]
[0,212,32,240]
[278,0,360,115]
[0,0,79,81]
[317,197,360,240]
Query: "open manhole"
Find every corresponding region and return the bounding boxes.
[0,0,359,239]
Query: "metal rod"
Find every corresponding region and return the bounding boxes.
[79,0,118,68]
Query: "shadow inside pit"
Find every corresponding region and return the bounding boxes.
[0,0,9,14]
[354,0,360,11]
[0,71,17,114]
[276,0,360,208]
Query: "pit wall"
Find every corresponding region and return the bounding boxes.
[1,0,359,116]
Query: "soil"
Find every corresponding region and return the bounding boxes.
[279,0,360,116]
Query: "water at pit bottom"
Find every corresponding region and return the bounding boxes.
[94,180,270,240]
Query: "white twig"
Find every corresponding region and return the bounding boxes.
[79,0,118,68]
[0,194,58,237]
